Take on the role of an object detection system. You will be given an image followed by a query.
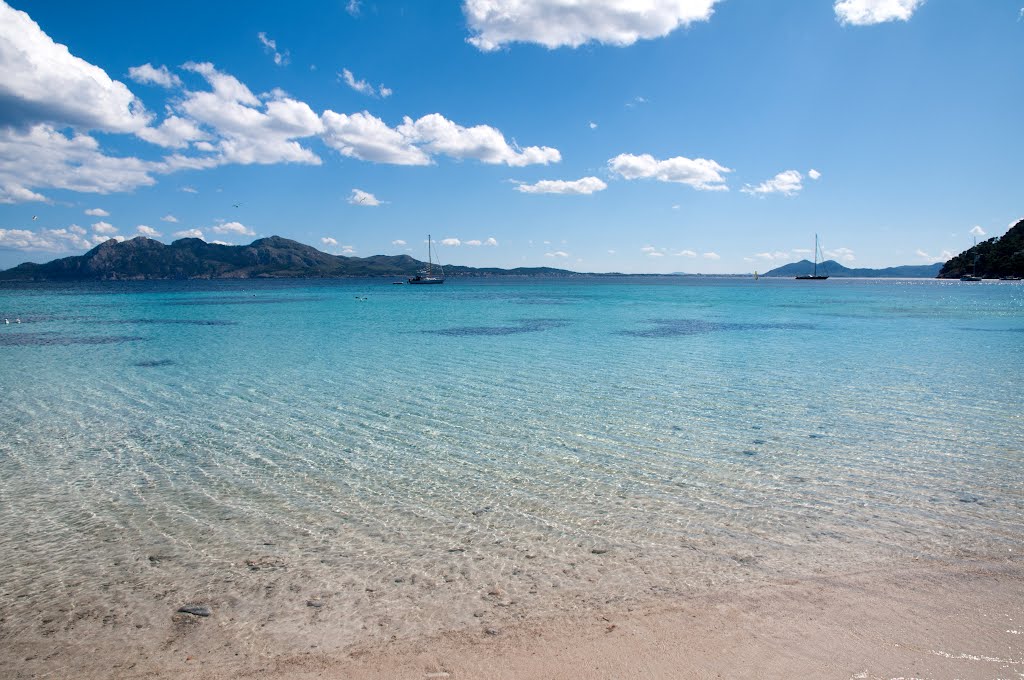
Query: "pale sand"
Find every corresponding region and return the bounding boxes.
[6,558,1021,679]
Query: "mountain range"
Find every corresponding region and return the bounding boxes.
[760,260,943,278]
[0,236,575,281]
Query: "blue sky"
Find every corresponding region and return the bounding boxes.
[0,0,1021,273]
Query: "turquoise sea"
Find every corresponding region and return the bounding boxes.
[1,277,1022,652]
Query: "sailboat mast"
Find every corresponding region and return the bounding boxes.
[427,234,433,275]
[813,234,818,277]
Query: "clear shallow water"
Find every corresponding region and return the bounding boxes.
[0,277,1022,651]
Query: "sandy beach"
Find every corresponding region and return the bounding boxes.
[4,557,1020,679]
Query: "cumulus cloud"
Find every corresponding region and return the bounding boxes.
[0,226,111,251]
[137,115,207,149]
[85,208,109,216]
[173,229,204,239]
[916,248,952,261]
[258,32,290,66]
[545,250,569,258]
[0,2,150,133]
[969,225,986,236]
[137,225,161,237]
[161,214,179,223]
[589,121,598,129]
[515,176,607,195]
[392,239,407,246]
[834,0,924,25]
[181,186,198,193]
[741,169,804,196]
[464,0,722,51]
[825,247,855,262]
[703,252,720,260]
[321,111,559,167]
[339,68,391,98]
[211,221,254,236]
[0,125,159,203]
[92,221,117,234]
[441,238,462,246]
[608,153,730,191]
[176,62,323,166]
[753,251,791,260]
[676,249,696,257]
[340,245,355,254]
[321,236,338,246]
[348,188,381,206]
[127,63,182,88]
[808,168,822,180]
[463,238,498,246]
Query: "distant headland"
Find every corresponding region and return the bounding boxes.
[1,220,1021,281]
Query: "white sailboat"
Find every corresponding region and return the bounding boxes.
[408,234,445,284]
[796,234,829,280]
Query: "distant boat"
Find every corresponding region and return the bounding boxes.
[795,234,829,280]
[408,234,445,285]
[960,237,982,281]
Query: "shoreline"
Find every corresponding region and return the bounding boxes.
[6,557,1021,679]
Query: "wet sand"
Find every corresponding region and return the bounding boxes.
[5,557,1021,679]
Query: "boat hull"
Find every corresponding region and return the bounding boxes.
[795,275,829,280]
[407,277,444,284]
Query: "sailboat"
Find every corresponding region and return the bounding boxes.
[408,234,445,284]
[960,238,982,281]
[795,234,829,280]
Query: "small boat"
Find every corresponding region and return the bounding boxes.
[408,234,445,285]
[796,234,829,280]
[392,281,405,285]
[1000,276,1022,281]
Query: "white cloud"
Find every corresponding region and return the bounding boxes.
[0,2,150,134]
[85,208,109,217]
[484,237,498,246]
[0,127,157,204]
[92,221,117,234]
[177,62,323,166]
[321,236,338,246]
[181,186,198,193]
[753,251,790,260]
[340,245,355,254]
[545,250,569,258]
[161,214,179,223]
[834,0,924,25]
[808,168,821,180]
[0,226,106,251]
[825,247,855,262]
[464,0,722,51]
[916,248,952,261]
[339,68,390,98]
[321,111,430,165]
[348,188,381,206]
[173,229,204,239]
[465,239,482,246]
[257,32,290,66]
[127,63,181,88]
[676,249,697,257]
[589,121,598,129]
[137,225,161,237]
[969,225,986,237]
[741,169,804,196]
[703,252,720,260]
[346,0,361,16]
[137,115,207,149]
[321,111,559,167]
[515,176,607,195]
[441,238,462,246]
[608,153,730,191]
[392,239,407,246]
[399,113,561,167]
[211,221,254,236]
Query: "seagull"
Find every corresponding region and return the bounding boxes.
[233,203,242,208]
[32,215,38,220]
